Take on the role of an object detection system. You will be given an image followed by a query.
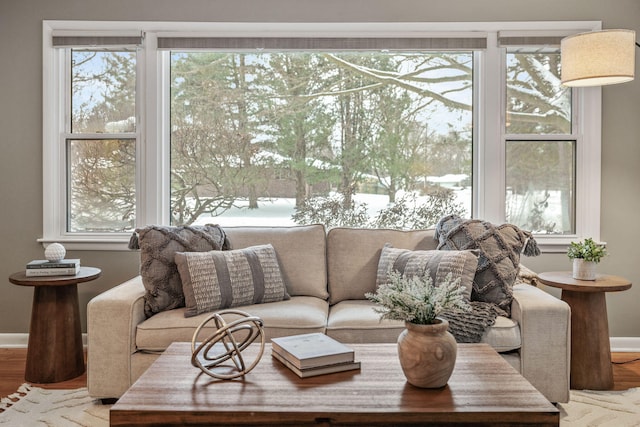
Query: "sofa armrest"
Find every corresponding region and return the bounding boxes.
[511,283,571,403]
[87,276,146,399]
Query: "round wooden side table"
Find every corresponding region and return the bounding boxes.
[537,271,631,390]
[9,266,102,383]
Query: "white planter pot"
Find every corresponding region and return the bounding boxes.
[572,259,597,280]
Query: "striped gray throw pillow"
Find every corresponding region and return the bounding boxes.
[376,244,479,302]
[175,244,290,317]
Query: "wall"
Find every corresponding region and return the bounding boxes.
[1,0,639,339]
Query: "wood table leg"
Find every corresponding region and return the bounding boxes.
[25,284,85,383]
[562,290,613,390]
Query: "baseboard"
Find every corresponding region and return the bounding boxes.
[1,333,639,351]
[0,333,29,348]
[0,333,88,348]
[610,337,640,352]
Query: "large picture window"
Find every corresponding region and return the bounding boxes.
[169,51,473,228]
[42,21,603,250]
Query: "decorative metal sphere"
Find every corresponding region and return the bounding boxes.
[44,243,66,262]
[191,309,265,380]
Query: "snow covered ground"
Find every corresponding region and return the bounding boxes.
[191,186,567,234]
[193,189,473,228]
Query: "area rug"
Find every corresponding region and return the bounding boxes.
[558,388,640,426]
[1,384,639,426]
[0,384,110,426]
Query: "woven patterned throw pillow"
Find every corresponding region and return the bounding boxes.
[129,224,229,317]
[434,215,540,316]
[175,244,290,317]
[376,244,479,301]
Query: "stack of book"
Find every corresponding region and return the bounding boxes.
[271,332,360,378]
[25,259,81,277]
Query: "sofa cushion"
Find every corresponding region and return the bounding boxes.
[131,224,229,317]
[326,300,521,352]
[175,244,290,317]
[326,300,405,343]
[481,315,522,352]
[327,228,438,305]
[224,225,328,299]
[136,296,329,352]
[376,244,479,301]
[434,215,539,316]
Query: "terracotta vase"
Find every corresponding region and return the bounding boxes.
[572,258,597,280]
[397,318,457,388]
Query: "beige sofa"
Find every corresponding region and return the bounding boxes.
[87,224,571,403]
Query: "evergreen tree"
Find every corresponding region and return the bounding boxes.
[259,53,336,207]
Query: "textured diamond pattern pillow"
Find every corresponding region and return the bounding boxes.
[175,244,290,317]
[434,215,540,316]
[129,224,229,317]
[376,244,479,301]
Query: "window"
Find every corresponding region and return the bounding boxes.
[168,51,473,227]
[68,50,137,232]
[504,50,575,235]
[42,21,602,250]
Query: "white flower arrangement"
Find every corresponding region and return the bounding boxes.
[365,269,470,325]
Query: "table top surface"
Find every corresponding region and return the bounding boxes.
[111,342,558,426]
[9,266,102,287]
[538,271,632,293]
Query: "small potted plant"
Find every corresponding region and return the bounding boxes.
[365,270,469,388]
[567,238,607,280]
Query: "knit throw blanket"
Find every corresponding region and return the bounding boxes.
[440,266,538,343]
[441,302,505,343]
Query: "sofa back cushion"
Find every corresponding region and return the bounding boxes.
[223,224,328,300]
[327,227,437,305]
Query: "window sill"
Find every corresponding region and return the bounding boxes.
[533,236,594,254]
[38,237,134,251]
[38,233,574,253]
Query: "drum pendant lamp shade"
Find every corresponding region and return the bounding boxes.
[561,29,636,87]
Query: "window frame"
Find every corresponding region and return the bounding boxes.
[500,48,601,252]
[66,49,139,234]
[42,20,602,251]
[43,34,144,248]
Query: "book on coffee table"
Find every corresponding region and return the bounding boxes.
[272,349,361,378]
[271,333,354,369]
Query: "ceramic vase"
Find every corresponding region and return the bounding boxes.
[572,259,597,281]
[397,318,457,388]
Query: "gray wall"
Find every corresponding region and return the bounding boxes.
[1,0,639,338]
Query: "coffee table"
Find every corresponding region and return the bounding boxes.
[111,342,558,426]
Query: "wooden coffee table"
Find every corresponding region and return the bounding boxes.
[110,342,558,426]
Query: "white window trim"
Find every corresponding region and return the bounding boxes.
[42,20,602,251]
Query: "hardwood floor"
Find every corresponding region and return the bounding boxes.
[611,352,640,390]
[0,348,87,399]
[1,348,639,400]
